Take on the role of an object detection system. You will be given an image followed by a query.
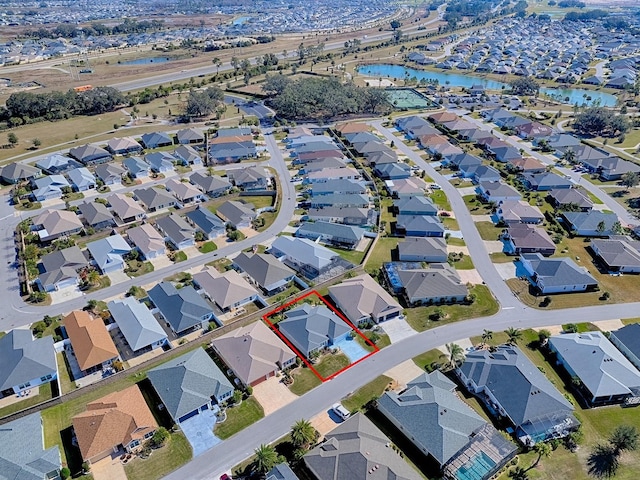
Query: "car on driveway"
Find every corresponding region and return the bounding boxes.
[220,474,232,480]
[332,403,350,421]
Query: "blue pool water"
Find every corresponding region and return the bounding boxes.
[334,336,369,363]
[455,451,497,480]
[357,64,617,107]
[118,56,171,66]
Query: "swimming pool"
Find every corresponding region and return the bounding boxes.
[455,451,497,480]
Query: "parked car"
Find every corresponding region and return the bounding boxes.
[332,403,350,421]
[220,474,232,480]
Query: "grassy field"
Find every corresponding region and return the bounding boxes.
[342,375,393,413]
[405,285,499,332]
[364,237,399,272]
[215,397,265,440]
[124,432,192,480]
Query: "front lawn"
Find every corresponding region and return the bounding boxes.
[124,433,192,480]
[412,349,444,371]
[342,375,393,412]
[172,251,187,263]
[451,254,474,270]
[125,259,154,277]
[429,190,451,210]
[198,241,217,253]
[289,366,322,396]
[357,330,391,351]
[475,221,501,241]
[315,352,351,378]
[405,285,499,332]
[463,195,493,215]
[214,397,265,440]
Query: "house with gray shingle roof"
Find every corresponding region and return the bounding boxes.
[522,172,572,191]
[0,412,61,480]
[457,346,579,446]
[0,329,57,397]
[86,234,131,274]
[398,236,448,263]
[232,252,296,295]
[126,223,166,260]
[547,188,593,212]
[36,154,81,174]
[549,332,640,406]
[228,166,270,191]
[307,206,372,226]
[503,224,556,256]
[610,323,640,372]
[189,172,231,197]
[395,196,438,216]
[31,174,69,201]
[107,193,146,224]
[141,131,173,149]
[123,156,150,179]
[0,162,41,184]
[279,304,351,357]
[193,267,258,313]
[271,236,339,278]
[147,348,233,423]
[133,187,176,212]
[590,236,640,273]
[309,179,366,196]
[174,144,202,166]
[106,137,143,156]
[395,264,467,305]
[94,162,126,186]
[108,297,167,355]
[155,213,195,250]
[186,206,225,239]
[69,144,112,165]
[78,201,115,230]
[216,200,256,228]
[266,463,299,480]
[477,181,520,204]
[32,209,83,242]
[37,245,88,292]
[561,211,619,237]
[374,162,412,180]
[497,200,544,225]
[176,128,204,145]
[295,221,365,248]
[166,178,203,204]
[146,152,175,174]
[396,214,445,238]
[148,282,213,335]
[67,167,96,191]
[520,253,597,294]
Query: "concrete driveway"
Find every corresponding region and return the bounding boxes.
[381,317,417,343]
[107,270,130,285]
[179,409,221,457]
[384,360,424,390]
[494,262,517,280]
[91,453,127,480]
[457,269,483,285]
[252,376,298,415]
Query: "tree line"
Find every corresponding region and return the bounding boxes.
[25,18,165,40]
[263,74,391,120]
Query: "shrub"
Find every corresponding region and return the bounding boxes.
[60,467,71,479]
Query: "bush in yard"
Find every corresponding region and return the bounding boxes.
[151,427,169,448]
[60,467,71,479]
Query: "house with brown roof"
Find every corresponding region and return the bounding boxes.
[73,385,157,463]
[64,310,119,374]
[428,111,459,124]
[211,321,297,387]
[508,157,546,174]
[335,122,369,135]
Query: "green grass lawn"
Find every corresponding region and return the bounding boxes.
[364,237,399,273]
[215,397,265,440]
[446,237,466,247]
[198,241,217,253]
[441,216,459,230]
[475,221,501,241]
[412,349,444,371]
[463,195,493,215]
[327,245,367,266]
[622,318,640,325]
[561,322,600,333]
[56,352,75,394]
[172,251,187,263]
[289,366,322,396]
[405,285,499,333]
[451,255,474,270]
[124,433,192,480]
[315,352,351,378]
[125,259,154,277]
[0,381,54,419]
[207,194,274,213]
[83,275,111,293]
[342,375,393,413]
[429,190,451,210]
[490,252,513,263]
[357,331,391,351]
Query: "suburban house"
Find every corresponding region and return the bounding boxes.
[147,348,233,423]
[193,267,259,313]
[208,141,257,163]
[141,131,173,149]
[477,181,521,204]
[393,264,468,305]
[457,346,579,446]
[189,172,231,197]
[0,162,41,184]
[395,196,438,216]
[86,234,131,274]
[266,464,299,480]
[94,163,126,186]
[106,137,143,156]
[228,166,270,191]
[232,252,296,295]
[279,304,352,358]
[148,282,214,335]
[32,209,83,242]
[69,144,112,165]
[126,223,166,260]
[520,253,598,294]
[398,236,448,263]
[590,236,640,273]
[123,157,151,179]
[210,321,297,387]
[37,245,88,292]
[133,187,176,212]
[107,193,146,224]
[36,154,81,175]
[270,236,339,278]
[378,371,516,478]
[174,144,202,165]
[304,413,423,480]
[374,162,412,180]
[516,122,553,139]
[508,157,547,174]
[216,200,256,229]
[503,224,556,256]
[78,201,116,230]
[64,310,119,375]
[522,172,573,191]
[295,221,365,249]
[73,385,157,463]
[176,127,204,145]
[146,152,175,174]
[307,206,373,226]
[548,332,640,406]
[309,179,367,196]
[0,329,57,398]
[328,273,402,325]
[108,297,167,355]
[395,214,445,237]
[561,211,619,237]
[309,193,370,209]
[186,206,226,239]
[155,213,196,250]
[166,178,203,204]
[497,200,544,225]
[31,174,70,201]
[610,324,640,371]
[0,412,61,480]
[547,189,593,212]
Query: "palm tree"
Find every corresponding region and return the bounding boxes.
[446,343,465,369]
[506,327,523,345]
[291,419,317,449]
[508,466,529,480]
[481,329,493,344]
[529,442,552,470]
[588,443,620,479]
[254,444,279,474]
[87,269,100,286]
[609,425,639,455]
[561,148,576,165]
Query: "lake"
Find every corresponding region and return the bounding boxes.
[118,57,172,66]
[357,64,617,107]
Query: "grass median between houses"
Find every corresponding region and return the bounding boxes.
[124,433,192,480]
[0,382,54,420]
[215,397,265,440]
[327,245,366,266]
[342,375,393,413]
[364,237,399,272]
[56,352,75,394]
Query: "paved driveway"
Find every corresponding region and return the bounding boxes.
[91,454,127,480]
[179,409,221,457]
[252,376,298,415]
[381,317,417,343]
[494,262,517,280]
[384,360,424,389]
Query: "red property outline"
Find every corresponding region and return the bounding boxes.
[262,290,379,382]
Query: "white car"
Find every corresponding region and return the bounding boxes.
[332,403,350,421]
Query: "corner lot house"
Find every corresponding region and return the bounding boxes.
[0,329,57,397]
[279,304,351,358]
[233,252,296,295]
[64,310,119,375]
[37,245,88,292]
[0,412,61,480]
[378,371,516,478]
[0,162,41,184]
[304,413,422,480]
[86,234,131,274]
[561,211,619,237]
[127,223,166,259]
[78,201,116,230]
[610,324,640,371]
[549,332,640,406]
[211,321,297,387]
[32,209,83,242]
[147,348,233,423]
[108,297,167,355]
[148,282,214,335]
[520,253,597,294]
[189,172,231,197]
[328,273,402,325]
[31,174,70,201]
[193,267,259,313]
[73,385,157,463]
[503,224,556,256]
[186,206,226,239]
[457,346,579,445]
[216,200,256,229]
[389,264,467,305]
